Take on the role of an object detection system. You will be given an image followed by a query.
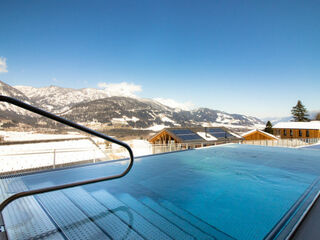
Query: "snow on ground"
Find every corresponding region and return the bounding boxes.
[216,112,234,123]
[0,130,83,142]
[128,139,153,156]
[107,139,153,159]
[111,118,129,125]
[146,124,168,131]
[123,116,139,122]
[0,129,157,174]
[0,139,105,173]
[159,114,175,123]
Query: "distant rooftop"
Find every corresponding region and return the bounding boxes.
[149,127,242,145]
[241,129,279,140]
[273,121,320,130]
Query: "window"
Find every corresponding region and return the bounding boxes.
[283,129,287,136]
[290,129,293,137]
[306,130,310,137]
[299,130,302,137]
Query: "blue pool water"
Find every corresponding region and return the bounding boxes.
[1,144,320,240]
[301,143,320,150]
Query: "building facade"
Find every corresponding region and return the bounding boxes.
[273,121,320,139]
[241,129,278,141]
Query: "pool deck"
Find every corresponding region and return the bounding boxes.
[291,193,320,240]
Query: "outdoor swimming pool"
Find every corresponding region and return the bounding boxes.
[1,144,320,240]
[301,143,320,150]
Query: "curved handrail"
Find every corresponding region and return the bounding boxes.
[0,95,134,213]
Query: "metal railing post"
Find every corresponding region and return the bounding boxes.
[0,95,134,214]
[53,149,56,169]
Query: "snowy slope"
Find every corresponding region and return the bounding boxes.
[0,80,38,118]
[15,85,110,112]
[0,81,265,130]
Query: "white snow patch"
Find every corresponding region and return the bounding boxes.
[123,116,139,122]
[159,114,175,123]
[108,140,153,159]
[111,118,128,125]
[196,132,217,141]
[216,112,232,122]
[0,131,83,142]
[147,124,168,131]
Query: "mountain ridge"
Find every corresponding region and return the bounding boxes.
[1,81,265,130]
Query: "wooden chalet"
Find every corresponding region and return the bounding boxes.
[149,127,242,147]
[241,129,278,141]
[273,121,320,139]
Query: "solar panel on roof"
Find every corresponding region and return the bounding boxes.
[205,128,234,139]
[178,134,203,141]
[209,133,225,138]
[170,129,204,141]
[207,128,225,133]
[171,129,194,135]
[209,132,233,138]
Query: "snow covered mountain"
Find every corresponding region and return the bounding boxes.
[1,81,264,130]
[15,85,111,112]
[59,98,264,130]
[0,80,38,121]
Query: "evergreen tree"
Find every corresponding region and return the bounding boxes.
[291,100,309,122]
[264,121,273,134]
[316,113,320,120]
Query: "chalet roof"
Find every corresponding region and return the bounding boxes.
[150,127,242,143]
[273,121,320,130]
[241,129,278,140]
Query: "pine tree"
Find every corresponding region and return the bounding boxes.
[291,100,309,122]
[316,113,320,120]
[264,121,273,134]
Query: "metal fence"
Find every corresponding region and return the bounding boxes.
[242,138,320,148]
[0,147,107,176]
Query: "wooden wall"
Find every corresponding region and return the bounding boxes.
[243,131,276,141]
[273,129,320,139]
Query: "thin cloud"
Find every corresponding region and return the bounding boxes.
[98,82,142,98]
[0,57,8,73]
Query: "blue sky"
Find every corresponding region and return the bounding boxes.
[0,0,319,118]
